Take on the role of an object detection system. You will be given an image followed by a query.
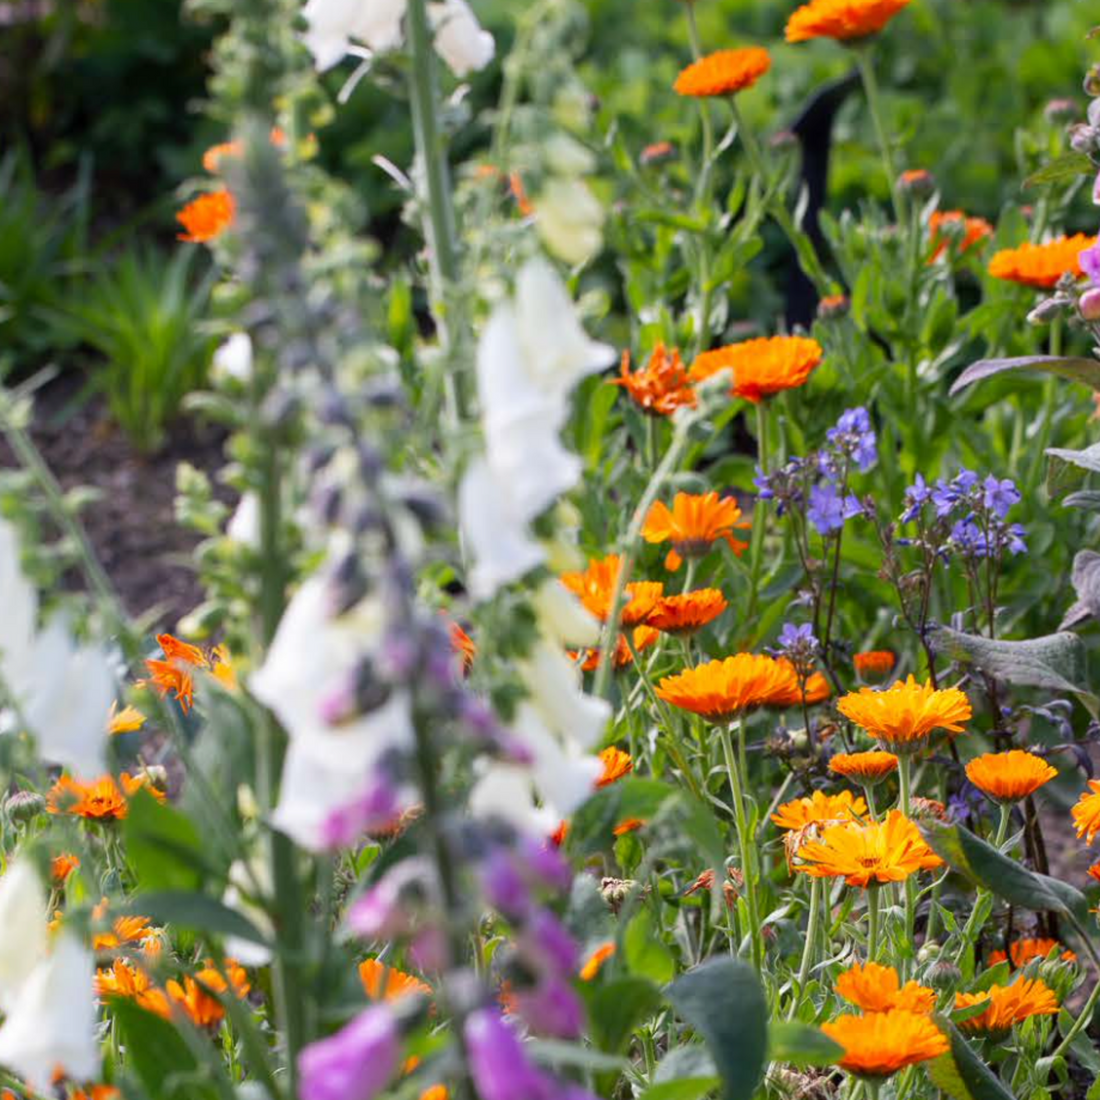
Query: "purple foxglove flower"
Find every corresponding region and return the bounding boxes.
[808,484,862,535]
[982,475,1020,519]
[299,1005,399,1100]
[516,908,579,974]
[480,850,533,921]
[321,776,403,850]
[408,924,449,973]
[513,976,586,1038]
[347,858,433,939]
[465,1009,551,1100]
[1082,239,1100,285]
[518,836,572,893]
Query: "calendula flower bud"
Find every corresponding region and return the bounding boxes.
[927,958,962,991]
[817,294,850,320]
[1080,287,1100,321]
[1045,98,1078,124]
[898,168,935,199]
[4,790,46,822]
[1084,64,1100,98]
[640,141,676,167]
[1069,123,1099,154]
[1027,295,1070,325]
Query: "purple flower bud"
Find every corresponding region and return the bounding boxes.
[321,775,404,850]
[348,858,433,940]
[465,1010,551,1100]
[1083,241,1100,287]
[299,1005,399,1100]
[513,977,586,1039]
[901,473,931,522]
[1081,287,1100,321]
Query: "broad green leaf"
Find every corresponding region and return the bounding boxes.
[110,998,218,1099]
[666,958,767,1100]
[1025,152,1096,188]
[1063,491,1100,512]
[950,356,1100,396]
[1060,550,1100,630]
[768,1020,843,1068]
[625,908,677,984]
[640,1079,722,1100]
[584,976,664,1054]
[565,872,614,947]
[923,820,1090,922]
[569,777,677,855]
[925,1019,1015,1100]
[929,626,1097,714]
[1048,443,1100,475]
[123,788,210,892]
[527,1039,630,1074]
[128,889,271,946]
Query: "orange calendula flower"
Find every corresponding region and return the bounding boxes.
[795,809,943,888]
[107,700,146,735]
[642,491,750,571]
[772,789,867,831]
[202,126,287,172]
[836,676,971,754]
[645,589,728,634]
[767,661,832,707]
[1089,861,1100,883]
[451,621,476,673]
[656,653,794,722]
[359,958,432,1001]
[48,775,128,820]
[95,958,171,1018]
[211,643,239,690]
[72,1087,122,1100]
[548,820,570,848]
[955,976,1059,1037]
[853,650,896,681]
[785,0,912,43]
[167,960,251,1028]
[613,817,645,836]
[965,750,1057,804]
[988,938,1077,969]
[610,345,697,417]
[579,942,616,981]
[829,750,899,785]
[93,912,157,953]
[176,189,236,243]
[690,336,823,403]
[835,961,936,1014]
[822,1009,947,1078]
[420,1088,449,1100]
[988,234,1097,288]
[51,853,80,884]
[144,631,209,713]
[1071,780,1100,843]
[673,47,771,98]
[597,746,633,788]
[571,625,659,673]
[560,555,664,625]
[929,210,993,261]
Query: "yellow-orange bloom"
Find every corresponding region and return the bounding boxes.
[965,750,1057,804]
[767,660,832,707]
[929,210,993,261]
[988,938,1077,969]
[674,47,771,98]
[167,960,251,1028]
[176,189,235,243]
[642,491,750,571]
[853,650,896,681]
[836,676,971,754]
[211,643,239,690]
[202,126,287,173]
[771,789,867,831]
[359,958,432,1001]
[1072,780,1100,843]
[560,555,664,625]
[795,809,943,888]
[645,589,728,634]
[93,913,157,953]
[95,958,171,1019]
[419,1089,449,1100]
[829,751,899,785]
[597,746,633,788]
[988,234,1097,288]
[835,961,936,1014]
[451,621,476,673]
[571,626,658,672]
[690,336,823,403]
[656,654,793,722]
[51,852,80,884]
[144,631,209,714]
[579,942,616,981]
[107,701,146,735]
[610,346,697,416]
[955,976,1059,1037]
[822,1009,947,1078]
[48,775,126,820]
[613,817,645,836]
[785,0,912,43]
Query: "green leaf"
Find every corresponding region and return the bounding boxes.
[584,976,665,1054]
[128,890,271,947]
[569,777,676,855]
[950,355,1100,396]
[666,958,767,1100]
[1024,152,1096,188]
[1047,443,1100,475]
[922,820,1090,922]
[625,908,677,984]
[640,1079,722,1100]
[642,1043,719,1100]
[929,625,1097,714]
[123,788,210,892]
[1063,491,1100,512]
[110,998,218,1099]
[925,1019,1015,1100]
[768,1020,843,1068]
[1060,550,1100,630]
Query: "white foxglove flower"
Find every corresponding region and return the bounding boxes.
[0,859,48,1012]
[211,332,253,384]
[223,858,275,967]
[23,620,115,779]
[518,639,610,750]
[0,932,99,1092]
[458,458,545,600]
[530,578,600,647]
[227,491,261,547]
[428,0,494,77]
[469,762,556,838]
[535,177,605,266]
[0,518,39,699]
[511,702,602,817]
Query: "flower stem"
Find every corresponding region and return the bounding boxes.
[720,720,764,970]
[746,400,769,626]
[867,884,881,961]
[897,754,916,964]
[855,45,904,224]
[994,802,1011,849]
[791,877,823,1014]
